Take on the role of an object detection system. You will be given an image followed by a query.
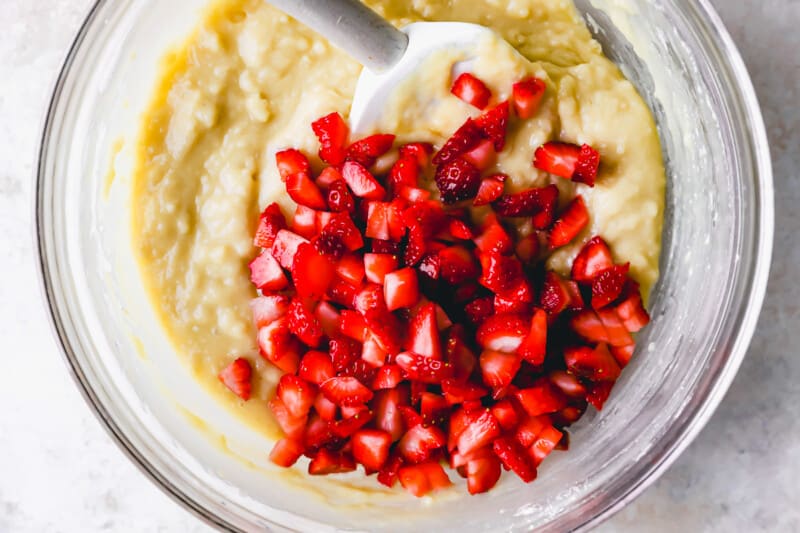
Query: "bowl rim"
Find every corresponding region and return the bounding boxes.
[35,0,774,531]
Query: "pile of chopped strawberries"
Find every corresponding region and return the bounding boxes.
[218,72,651,497]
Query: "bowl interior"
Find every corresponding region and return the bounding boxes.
[37,0,772,531]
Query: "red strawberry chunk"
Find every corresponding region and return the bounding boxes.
[388,155,420,191]
[587,381,615,410]
[570,309,611,344]
[493,436,537,483]
[361,336,388,367]
[476,314,529,353]
[292,205,318,239]
[466,454,502,494]
[314,392,337,421]
[611,343,636,367]
[446,326,478,381]
[515,234,541,264]
[398,462,452,497]
[492,184,559,224]
[304,414,337,450]
[318,213,364,255]
[571,236,614,283]
[268,396,307,440]
[250,295,289,328]
[574,144,601,186]
[341,161,386,200]
[248,251,288,292]
[383,267,420,311]
[515,380,567,416]
[448,218,474,240]
[479,252,522,292]
[465,297,495,325]
[271,229,309,269]
[298,350,335,385]
[286,172,327,210]
[339,310,369,342]
[291,243,335,301]
[462,139,497,171]
[257,318,300,370]
[364,253,399,284]
[439,246,479,285]
[346,134,396,168]
[372,364,404,390]
[441,379,488,405]
[328,335,361,372]
[399,424,447,463]
[317,166,344,189]
[377,453,404,487]
[218,358,252,401]
[540,271,573,316]
[330,409,373,438]
[433,118,484,166]
[457,409,502,456]
[275,148,311,182]
[596,307,634,347]
[253,202,287,249]
[374,388,407,442]
[592,263,630,309]
[515,415,551,447]
[312,112,349,165]
[615,290,651,333]
[548,370,587,398]
[480,350,522,389]
[352,429,392,471]
[474,214,513,254]
[407,303,443,360]
[269,438,305,467]
[327,179,356,213]
[565,344,621,382]
[493,277,535,314]
[529,426,563,467]
[550,196,589,248]
[512,77,546,119]
[490,399,520,430]
[336,252,366,286]
[395,352,452,384]
[473,174,506,206]
[474,101,510,151]
[321,376,374,406]
[435,157,482,204]
[451,72,492,109]
[534,142,600,187]
[277,374,317,418]
[399,142,433,167]
[519,309,548,365]
[308,448,356,475]
[420,392,450,426]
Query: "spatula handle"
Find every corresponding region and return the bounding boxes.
[265,0,408,71]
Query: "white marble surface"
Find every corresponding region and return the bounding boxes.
[1,0,798,531]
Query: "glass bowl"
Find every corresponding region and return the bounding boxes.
[36,0,773,531]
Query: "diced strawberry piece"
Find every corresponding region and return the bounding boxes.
[315,209,335,234]
[399,142,434,167]
[277,374,317,418]
[312,112,349,165]
[457,409,501,456]
[474,101,510,151]
[420,392,450,426]
[592,263,630,309]
[518,308,548,365]
[395,352,452,384]
[515,380,567,416]
[253,202,287,249]
[550,196,589,248]
[473,174,506,206]
[275,148,311,182]
[346,134,395,168]
[326,336,358,373]
[361,336,388,367]
[515,234,540,264]
[321,376,373,406]
[314,301,340,338]
[610,343,636,367]
[615,291,651,333]
[372,364,404,390]
[462,139,497,171]
[308,448,356,475]
[388,155,420,191]
[515,415,551,447]
[446,326,478,382]
[341,161,386,200]
[291,243,335,300]
[374,388,407,442]
[363,253,398,284]
[493,436,537,483]
[407,303,443,360]
[441,379,487,405]
[540,271,572,316]
[534,142,600,187]
[570,309,611,344]
[377,453,404,487]
[286,172,327,210]
[248,251,288,292]
[493,277,534,314]
[287,298,323,347]
[476,314,529,352]
[436,246,478,285]
[314,392,337,421]
[466,454,502,494]
[399,186,432,203]
[465,297,494,325]
[257,318,300,368]
[492,184,559,224]
[317,166,344,189]
[433,118,484,166]
[330,409,373,438]
[451,72,492,109]
[269,438,305,467]
[291,205,318,239]
[571,236,614,283]
[564,280,585,310]
[398,462,451,497]
[448,218,474,240]
[351,429,393,471]
[339,310,369,342]
[268,396,307,440]
[327,178,356,213]
[587,381,615,410]
[491,399,520,430]
[529,425,563,466]
[399,424,446,463]
[435,157,482,204]
[512,77,546,119]
[549,370,587,399]
[271,229,309,269]
[218,358,252,401]
[333,254,364,287]
[478,252,522,292]
[474,214,513,254]
[480,350,522,389]
[353,283,388,316]
[250,295,290,328]
[298,350,335,385]
[565,344,621,382]
[317,213,364,255]
[596,307,634,346]
[383,267,420,311]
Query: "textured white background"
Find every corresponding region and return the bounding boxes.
[1,1,798,531]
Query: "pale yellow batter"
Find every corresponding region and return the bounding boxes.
[131,0,665,442]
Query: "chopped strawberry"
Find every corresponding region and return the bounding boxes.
[433,118,484,166]
[492,184,559,226]
[515,415,551,447]
[341,161,386,200]
[435,157,482,204]
[399,424,447,463]
[439,246,479,285]
[399,186,432,203]
[493,437,537,483]
[248,251,288,292]
[610,343,636,367]
[493,277,535,314]
[287,298,323,347]
[290,244,336,301]
[327,336,360,372]
[570,309,611,344]
[335,253,365,287]
[571,236,614,283]
[330,409,373,438]
[518,309,548,365]
[398,462,452,497]
[314,392,337,421]
[277,374,316,418]
[312,112,349,165]
[257,318,300,371]
[596,307,634,347]
[253,202,287,249]
[446,326,478,381]
[474,214,513,254]
[419,392,450,426]
[363,253,399,284]
[286,172,327,210]
[515,381,567,416]
[308,448,356,475]
[383,267,420,311]
[327,179,356,213]
[351,429,392,471]
[250,295,289,328]
[564,344,621,382]
[615,289,650,333]
[399,142,433,167]
[473,174,506,206]
[480,350,522,389]
[346,134,395,168]
[466,454,502,494]
[304,414,336,450]
[372,364,404,390]
[406,303,441,359]
[218,358,252,401]
[512,77,546,119]
[291,205,318,239]
[388,155,420,191]
[448,218,474,240]
[271,229,309,269]
[268,396,307,440]
[395,352,453,384]
[317,166,344,189]
[275,148,311,182]
[476,314,529,353]
[339,309,369,342]
[462,139,497,171]
[528,425,563,466]
[377,453,404,487]
[361,336,388,367]
[534,142,600,187]
[549,370,587,399]
[321,376,374,406]
[515,234,540,264]
[298,350,335,385]
[474,101,510,151]
[592,263,630,309]
[316,213,364,256]
[490,399,520,430]
[456,409,502,456]
[587,381,615,410]
[465,297,495,325]
[478,251,522,292]
[269,438,305,467]
[550,196,589,248]
[451,72,492,109]
[373,388,407,442]
[441,379,487,406]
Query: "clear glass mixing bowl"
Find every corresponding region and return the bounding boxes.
[36,0,773,530]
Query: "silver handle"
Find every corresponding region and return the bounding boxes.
[266,0,409,71]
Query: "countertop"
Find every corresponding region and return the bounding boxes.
[1,0,797,531]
